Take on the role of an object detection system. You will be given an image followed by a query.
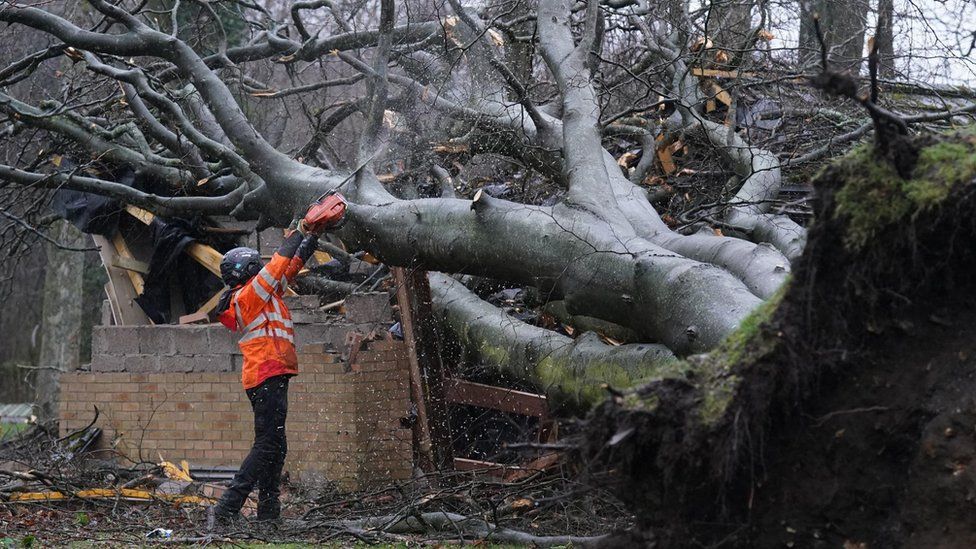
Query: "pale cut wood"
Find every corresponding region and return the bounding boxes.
[312,251,333,264]
[184,242,223,277]
[111,255,150,275]
[711,82,733,106]
[111,233,146,295]
[93,234,151,326]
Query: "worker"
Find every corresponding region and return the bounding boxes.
[209,220,322,526]
[208,192,346,527]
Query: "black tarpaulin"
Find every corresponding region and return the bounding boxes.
[135,217,226,324]
[50,189,121,236]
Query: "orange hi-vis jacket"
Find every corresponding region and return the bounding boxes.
[218,232,314,389]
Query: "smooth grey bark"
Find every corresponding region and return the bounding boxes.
[346,193,761,354]
[698,120,807,262]
[36,221,85,424]
[799,0,870,71]
[429,273,678,409]
[543,301,640,343]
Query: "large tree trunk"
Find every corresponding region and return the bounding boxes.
[429,273,678,411]
[0,0,801,417]
[35,221,85,425]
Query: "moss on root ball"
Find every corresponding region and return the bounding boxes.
[833,133,976,251]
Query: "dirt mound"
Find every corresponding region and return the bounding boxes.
[751,298,976,548]
[745,133,976,549]
[584,133,976,547]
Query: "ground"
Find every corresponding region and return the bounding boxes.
[0,465,624,547]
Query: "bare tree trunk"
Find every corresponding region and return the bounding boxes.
[709,0,754,58]
[876,0,895,77]
[35,221,85,425]
[799,0,870,71]
[502,0,534,95]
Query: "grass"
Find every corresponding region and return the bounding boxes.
[0,422,29,441]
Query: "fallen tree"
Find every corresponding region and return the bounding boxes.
[1,1,975,545]
[0,0,794,372]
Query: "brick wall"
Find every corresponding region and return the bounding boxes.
[60,294,413,492]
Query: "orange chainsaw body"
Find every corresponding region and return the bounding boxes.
[304,192,347,232]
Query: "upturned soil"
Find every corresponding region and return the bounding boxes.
[750,297,976,548]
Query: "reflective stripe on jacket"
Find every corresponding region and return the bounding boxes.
[219,247,307,389]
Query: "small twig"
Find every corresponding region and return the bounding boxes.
[0,211,98,252]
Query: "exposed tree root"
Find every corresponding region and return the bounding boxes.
[583,133,976,546]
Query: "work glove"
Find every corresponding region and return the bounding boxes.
[298,219,322,236]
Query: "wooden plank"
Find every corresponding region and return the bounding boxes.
[313,251,333,265]
[445,378,550,418]
[8,488,213,506]
[185,242,223,277]
[179,311,210,325]
[111,233,146,295]
[123,204,154,224]
[393,267,453,472]
[504,453,562,482]
[690,68,755,78]
[392,267,436,473]
[93,234,151,326]
[110,255,150,275]
[711,82,732,106]
[103,282,122,327]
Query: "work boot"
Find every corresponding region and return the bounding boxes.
[207,505,246,534]
[256,496,281,523]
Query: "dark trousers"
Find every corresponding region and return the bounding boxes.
[214,375,289,521]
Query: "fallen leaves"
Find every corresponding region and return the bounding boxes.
[616,151,639,169]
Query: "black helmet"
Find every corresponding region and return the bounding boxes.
[220,247,262,287]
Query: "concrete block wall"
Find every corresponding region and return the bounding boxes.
[60,340,412,492]
[61,292,411,492]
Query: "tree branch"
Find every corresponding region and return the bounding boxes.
[0,165,242,215]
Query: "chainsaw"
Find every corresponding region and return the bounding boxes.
[303,190,348,233]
